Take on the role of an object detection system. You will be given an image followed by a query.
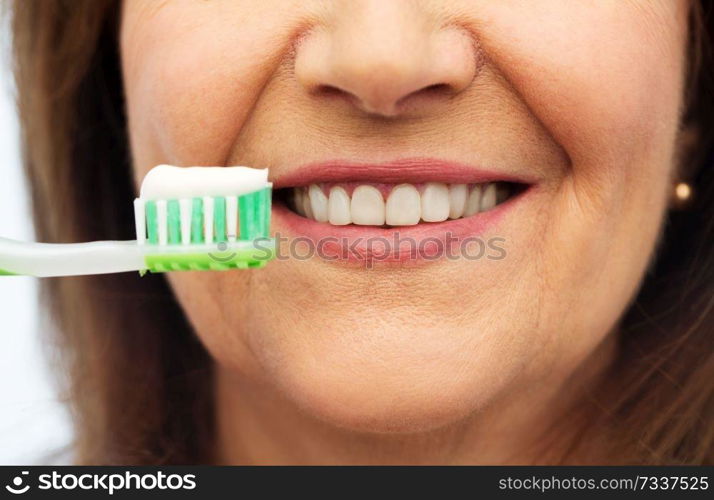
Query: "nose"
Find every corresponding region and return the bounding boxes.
[294,1,479,117]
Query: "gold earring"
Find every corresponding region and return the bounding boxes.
[672,181,693,208]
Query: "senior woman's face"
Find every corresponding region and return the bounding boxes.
[121,1,688,433]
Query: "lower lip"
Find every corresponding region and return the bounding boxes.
[271,188,531,265]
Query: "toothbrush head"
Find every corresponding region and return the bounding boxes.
[133,165,274,273]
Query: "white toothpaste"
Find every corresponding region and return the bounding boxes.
[140,165,270,200]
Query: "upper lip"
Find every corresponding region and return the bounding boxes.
[270,157,536,188]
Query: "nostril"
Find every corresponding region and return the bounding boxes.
[314,84,346,98]
[313,84,356,104]
[414,83,454,100]
[422,83,451,94]
[394,82,454,109]
[313,84,367,111]
[315,82,458,116]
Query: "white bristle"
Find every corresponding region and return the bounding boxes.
[156,199,168,246]
[179,198,192,245]
[203,196,214,243]
[133,199,146,245]
[226,196,238,242]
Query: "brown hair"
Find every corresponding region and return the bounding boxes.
[9,0,714,464]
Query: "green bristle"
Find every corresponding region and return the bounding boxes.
[214,197,227,243]
[191,198,204,243]
[239,191,258,240]
[139,185,274,273]
[167,199,181,244]
[259,187,271,238]
[146,200,158,244]
[144,248,273,274]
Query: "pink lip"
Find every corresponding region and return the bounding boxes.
[270,157,535,266]
[271,157,536,188]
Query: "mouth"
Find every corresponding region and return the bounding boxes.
[279,180,522,226]
[271,158,534,264]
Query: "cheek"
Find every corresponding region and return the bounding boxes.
[471,1,688,352]
[477,0,687,184]
[121,1,303,171]
[167,271,263,376]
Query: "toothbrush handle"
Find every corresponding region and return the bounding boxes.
[0,237,145,278]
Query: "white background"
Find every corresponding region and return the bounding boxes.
[0,17,72,464]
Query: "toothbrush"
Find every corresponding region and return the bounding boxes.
[0,165,274,277]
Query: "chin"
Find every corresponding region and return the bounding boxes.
[289,388,482,434]
[248,321,528,434]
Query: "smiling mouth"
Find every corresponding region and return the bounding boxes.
[276,180,524,227]
[272,158,531,228]
[269,158,533,263]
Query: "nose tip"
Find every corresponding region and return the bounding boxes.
[325,52,474,117]
[295,20,478,117]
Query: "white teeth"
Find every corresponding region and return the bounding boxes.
[328,186,352,225]
[293,181,511,225]
[294,189,305,216]
[464,185,482,217]
[448,184,468,219]
[308,184,329,222]
[480,183,497,212]
[302,189,314,219]
[386,184,421,226]
[421,183,450,222]
[351,185,385,225]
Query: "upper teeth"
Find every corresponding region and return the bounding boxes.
[292,182,508,226]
